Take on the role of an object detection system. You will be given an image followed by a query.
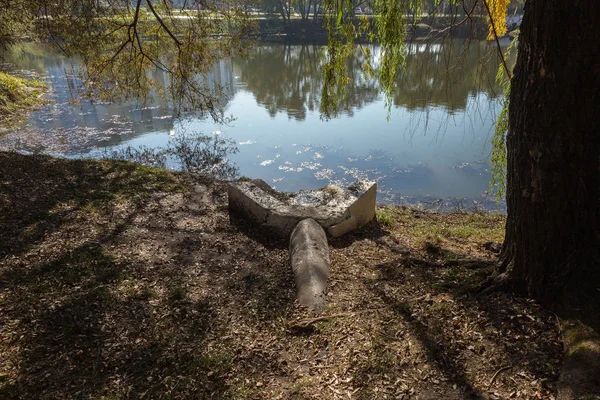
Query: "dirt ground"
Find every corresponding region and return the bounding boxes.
[0,152,563,399]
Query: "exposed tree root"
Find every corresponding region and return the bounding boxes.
[475,271,514,296]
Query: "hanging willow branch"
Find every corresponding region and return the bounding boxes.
[482,0,512,79]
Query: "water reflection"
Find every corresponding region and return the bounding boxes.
[109,132,239,180]
[394,41,502,111]
[233,41,503,121]
[0,40,508,211]
[234,44,380,120]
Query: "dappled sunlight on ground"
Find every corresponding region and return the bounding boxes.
[0,152,561,399]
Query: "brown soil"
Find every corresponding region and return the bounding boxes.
[0,152,563,399]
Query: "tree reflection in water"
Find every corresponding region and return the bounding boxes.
[108,132,239,180]
[234,40,505,121]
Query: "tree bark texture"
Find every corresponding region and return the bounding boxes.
[501,0,600,304]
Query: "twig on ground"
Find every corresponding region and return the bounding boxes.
[487,365,513,389]
[554,313,563,334]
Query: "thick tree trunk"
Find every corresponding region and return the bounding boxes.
[500,0,600,306]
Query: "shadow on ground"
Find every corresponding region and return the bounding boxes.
[0,152,293,398]
[0,153,566,399]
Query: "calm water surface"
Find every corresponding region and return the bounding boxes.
[0,40,508,211]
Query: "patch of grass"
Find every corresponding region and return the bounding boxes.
[376,205,396,227]
[80,198,107,215]
[139,286,157,300]
[195,353,234,373]
[406,211,504,246]
[168,284,188,302]
[227,384,257,399]
[102,160,185,199]
[352,333,396,386]
[0,71,47,126]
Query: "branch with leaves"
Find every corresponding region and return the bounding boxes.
[2,0,256,122]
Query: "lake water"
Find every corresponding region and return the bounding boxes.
[0,40,508,211]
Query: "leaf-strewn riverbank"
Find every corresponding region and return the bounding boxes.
[0,152,562,399]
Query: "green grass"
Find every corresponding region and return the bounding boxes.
[0,71,46,124]
[167,284,188,302]
[408,212,505,244]
[376,205,504,243]
[376,205,396,227]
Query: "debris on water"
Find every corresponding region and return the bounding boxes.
[300,162,321,170]
[314,168,335,181]
[279,164,303,172]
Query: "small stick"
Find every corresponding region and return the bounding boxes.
[487,365,512,389]
[554,313,563,334]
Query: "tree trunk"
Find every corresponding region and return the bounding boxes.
[278,0,290,25]
[500,0,600,306]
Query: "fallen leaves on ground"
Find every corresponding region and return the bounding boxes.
[0,152,562,399]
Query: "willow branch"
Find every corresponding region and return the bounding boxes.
[481,0,512,80]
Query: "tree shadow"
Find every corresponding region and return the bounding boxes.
[0,152,180,260]
[227,212,290,250]
[0,153,293,398]
[328,219,391,249]
[366,244,563,397]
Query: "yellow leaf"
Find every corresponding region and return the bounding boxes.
[486,0,509,40]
